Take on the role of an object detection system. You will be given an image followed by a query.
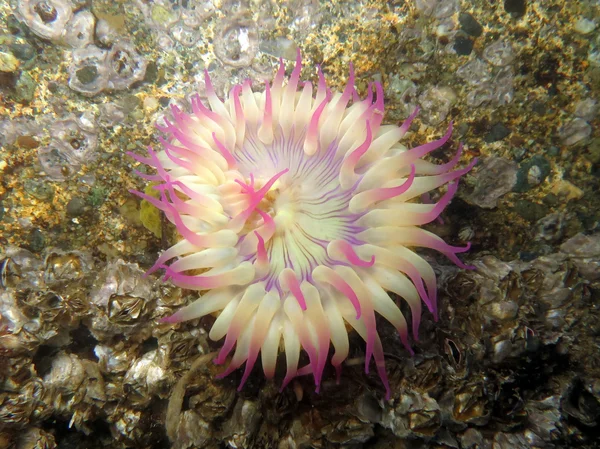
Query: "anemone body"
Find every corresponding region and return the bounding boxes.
[131,53,475,399]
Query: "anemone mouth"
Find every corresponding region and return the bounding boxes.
[131,50,476,399]
[233,126,366,290]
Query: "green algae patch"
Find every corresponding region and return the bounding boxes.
[151,5,176,26]
[140,183,163,238]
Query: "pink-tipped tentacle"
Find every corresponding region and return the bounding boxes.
[156,136,215,169]
[363,308,376,374]
[373,336,391,400]
[158,182,198,216]
[427,142,464,174]
[313,266,362,319]
[411,181,459,226]
[280,269,307,310]
[190,93,202,115]
[163,263,246,290]
[295,364,313,378]
[254,231,268,265]
[399,106,420,135]
[132,170,162,182]
[304,95,330,155]
[154,121,170,134]
[204,69,216,97]
[369,81,385,133]
[339,62,356,108]
[288,48,302,94]
[331,276,362,319]
[142,146,169,179]
[129,188,169,215]
[215,360,243,380]
[434,157,478,187]
[304,286,330,390]
[231,85,246,145]
[298,337,319,391]
[263,81,273,126]
[367,164,417,203]
[238,294,279,389]
[341,121,373,177]
[170,104,194,132]
[191,93,212,120]
[212,132,237,168]
[402,269,431,326]
[256,209,276,242]
[228,169,289,232]
[159,117,178,135]
[401,228,475,270]
[316,65,327,101]
[395,121,454,168]
[363,82,374,105]
[159,314,181,324]
[162,145,218,185]
[235,178,252,193]
[258,81,273,144]
[329,240,375,267]
[167,127,221,166]
[167,179,220,209]
[280,367,297,393]
[203,69,233,121]
[273,57,286,89]
[153,189,227,248]
[127,150,152,166]
[356,84,376,124]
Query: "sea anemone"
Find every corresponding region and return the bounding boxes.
[130,51,476,399]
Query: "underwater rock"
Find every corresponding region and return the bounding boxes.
[465,157,518,208]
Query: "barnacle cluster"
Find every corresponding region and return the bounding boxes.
[213,11,259,67]
[13,0,147,96]
[457,40,515,108]
[68,40,147,97]
[14,0,95,48]
[135,0,216,48]
[0,247,173,446]
[37,114,98,181]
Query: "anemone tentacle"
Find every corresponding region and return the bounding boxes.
[132,50,475,400]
